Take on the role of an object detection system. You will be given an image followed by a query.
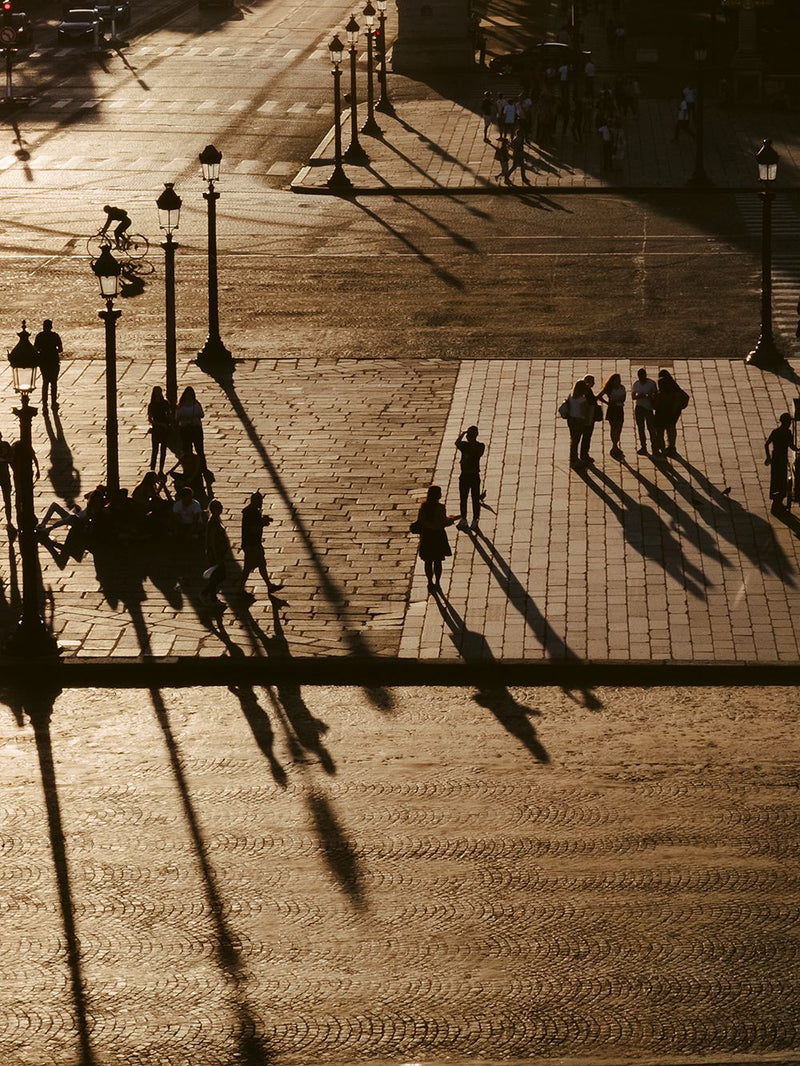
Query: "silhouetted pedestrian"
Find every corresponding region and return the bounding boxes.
[653,369,690,457]
[581,374,602,464]
[414,485,456,593]
[201,498,229,604]
[455,425,485,531]
[597,372,626,458]
[494,139,511,184]
[565,379,591,469]
[480,90,494,140]
[240,491,282,599]
[171,485,203,540]
[507,128,529,183]
[764,413,796,513]
[147,385,173,475]
[632,367,658,455]
[34,319,63,410]
[0,431,15,538]
[673,99,692,141]
[598,122,613,170]
[175,386,206,468]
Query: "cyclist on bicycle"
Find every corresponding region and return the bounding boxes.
[100,205,132,248]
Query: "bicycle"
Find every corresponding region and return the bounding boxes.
[87,228,149,262]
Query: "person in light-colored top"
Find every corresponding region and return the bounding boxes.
[631,368,657,455]
[566,379,591,469]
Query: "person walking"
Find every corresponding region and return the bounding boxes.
[480,90,494,140]
[240,491,282,599]
[764,413,796,514]
[673,99,692,141]
[494,139,511,184]
[653,369,690,457]
[564,379,591,469]
[414,485,456,593]
[632,367,658,455]
[0,431,15,538]
[507,127,529,184]
[201,498,229,605]
[598,121,613,170]
[455,425,485,531]
[34,319,63,411]
[597,371,626,458]
[175,386,206,468]
[146,385,173,475]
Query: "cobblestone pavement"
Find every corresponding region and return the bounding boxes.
[1,355,798,662]
[0,682,797,1066]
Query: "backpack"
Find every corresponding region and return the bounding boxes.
[677,388,690,410]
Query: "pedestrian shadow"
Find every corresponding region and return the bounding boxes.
[306,787,366,910]
[227,682,288,788]
[5,678,98,1065]
[41,404,82,509]
[433,590,550,763]
[579,465,710,599]
[665,457,797,587]
[148,687,274,1065]
[466,529,601,708]
[217,376,395,713]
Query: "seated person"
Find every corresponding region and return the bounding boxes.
[171,486,203,539]
[167,450,208,505]
[131,470,172,533]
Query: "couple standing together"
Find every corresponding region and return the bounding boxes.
[413,426,485,593]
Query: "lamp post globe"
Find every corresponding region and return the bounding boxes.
[747,139,783,369]
[92,244,123,492]
[156,182,182,404]
[3,322,59,659]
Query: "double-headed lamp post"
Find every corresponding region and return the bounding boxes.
[92,245,122,493]
[327,35,353,192]
[375,0,394,116]
[156,182,182,406]
[4,324,59,658]
[197,144,233,373]
[343,15,368,164]
[747,139,783,369]
[360,0,382,137]
[687,44,711,187]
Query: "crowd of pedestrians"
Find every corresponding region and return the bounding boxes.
[560,368,691,469]
[32,379,283,612]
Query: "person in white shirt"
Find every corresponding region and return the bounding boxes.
[172,486,203,539]
[631,368,658,455]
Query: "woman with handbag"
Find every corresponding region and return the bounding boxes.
[412,485,457,593]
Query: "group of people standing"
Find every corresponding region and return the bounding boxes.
[562,368,690,468]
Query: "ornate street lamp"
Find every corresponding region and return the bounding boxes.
[343,15,368,164]
[92,244,122,492]
[747,139,783,369]
[156,181,182,405]
[375,0,394,116]
[687,44,711,187]
[197,144,233,373]
[327,35,353,192]
[360,0,382,137]
[4,323,59,658]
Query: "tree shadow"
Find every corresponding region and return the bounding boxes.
[433,589,550,763]
[41,404,82,508]
[578,464,710,598]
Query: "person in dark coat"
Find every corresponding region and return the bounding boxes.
[34,319,63,411]
[764,413,796,513]
[414,485,456,593]
[240,491,282,599]
[653,369,690,457]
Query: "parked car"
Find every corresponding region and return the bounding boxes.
[92,1,130,26]
[11,11,33,46]
[489,41,590,76]
[57,7,101,41]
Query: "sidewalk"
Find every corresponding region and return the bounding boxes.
[1,354,799,665]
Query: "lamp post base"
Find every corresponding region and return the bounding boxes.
[746,334,783,369]
[197,334,233,373]
[327,166,354,192]
[3,616,60,659]
[375,97,395,116]
[360,115,383,138]
[343,143,369,165]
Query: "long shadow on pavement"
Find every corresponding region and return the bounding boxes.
[433,588,550,763]
[149,686,274,1065]
[42,405,82,509]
